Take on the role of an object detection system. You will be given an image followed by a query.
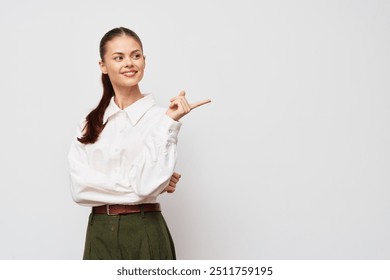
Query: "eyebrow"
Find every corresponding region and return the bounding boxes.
[111,50,141,56]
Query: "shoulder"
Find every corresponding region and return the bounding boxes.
[140,104,166,125]
[145,104,182,132]
[148,104,166,116]
[142,94,166,117]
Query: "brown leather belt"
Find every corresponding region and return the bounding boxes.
[92,203,161,216]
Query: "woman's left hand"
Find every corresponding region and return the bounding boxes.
[161,172,181,194]
[166,90,211,121]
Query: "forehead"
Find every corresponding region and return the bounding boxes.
[105,35,142,54]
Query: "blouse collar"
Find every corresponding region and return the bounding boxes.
[103,93,156,126]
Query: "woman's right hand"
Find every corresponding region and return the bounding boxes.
[161,172,181,194]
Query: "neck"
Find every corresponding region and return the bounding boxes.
[113,84,143,109]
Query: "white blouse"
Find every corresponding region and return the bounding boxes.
[68,94,182,207]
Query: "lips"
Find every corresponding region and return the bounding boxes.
[122,70,138,77]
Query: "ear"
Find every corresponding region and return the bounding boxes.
[99,60,108,74]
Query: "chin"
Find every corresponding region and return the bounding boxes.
[125,80,141,87]
[115,77,140,87]
[124,75,143,85]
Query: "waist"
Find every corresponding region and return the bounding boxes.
[92,203,161,216]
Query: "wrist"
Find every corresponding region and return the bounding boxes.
[165,112,179,121]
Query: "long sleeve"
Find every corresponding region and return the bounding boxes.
[129,115,181,197]
[68,125,131,205]
[68,112,182,207]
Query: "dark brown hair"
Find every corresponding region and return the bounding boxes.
[77,27,143,144]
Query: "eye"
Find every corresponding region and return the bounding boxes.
[132,53,142,60]
[114,56,123,61]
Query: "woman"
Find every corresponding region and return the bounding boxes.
[68,27,210,260]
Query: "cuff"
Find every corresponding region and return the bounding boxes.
[158,114,182,142]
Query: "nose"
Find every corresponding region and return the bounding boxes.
[123,56,133,68]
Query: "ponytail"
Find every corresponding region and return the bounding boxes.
[77,74,114,144]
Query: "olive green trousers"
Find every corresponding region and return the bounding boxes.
[83,211,176,260]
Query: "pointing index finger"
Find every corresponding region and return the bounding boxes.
[190,99,212,110]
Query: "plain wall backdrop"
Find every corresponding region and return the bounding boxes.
[0,0,389,259]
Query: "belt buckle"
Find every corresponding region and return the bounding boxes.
[106,205,117,216]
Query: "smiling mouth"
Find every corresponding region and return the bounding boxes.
[122,71,138,77]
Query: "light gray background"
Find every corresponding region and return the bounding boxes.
[0,0,389,259]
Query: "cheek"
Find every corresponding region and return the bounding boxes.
[137,60,146,70]
[105,62,120,72]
